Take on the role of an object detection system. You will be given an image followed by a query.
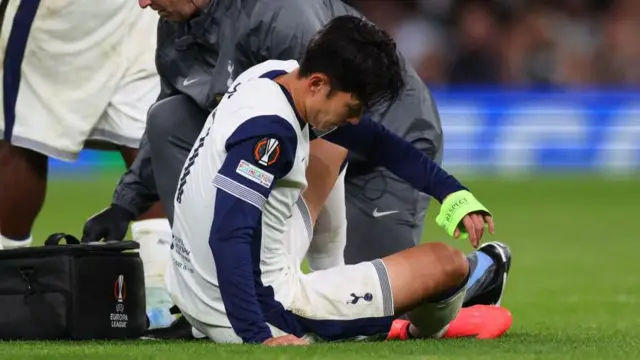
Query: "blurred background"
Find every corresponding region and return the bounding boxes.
[54,0,640,176]
[346,0,640,87]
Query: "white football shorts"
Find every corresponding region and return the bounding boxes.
[169,196,395,343]
[0,0,160,161]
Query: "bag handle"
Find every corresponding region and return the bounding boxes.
[44,233,81,246]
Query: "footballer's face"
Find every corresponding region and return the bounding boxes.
[138,0,204,21]
[305,74,364,131]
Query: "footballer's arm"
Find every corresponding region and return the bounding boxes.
[322,117,465,203]
[209,115,297,344]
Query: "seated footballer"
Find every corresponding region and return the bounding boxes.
[164,15,512,345]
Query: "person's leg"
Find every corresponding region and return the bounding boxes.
[306,164,348,271]
[0,0,107,249]
[145,95,210,221]
[291,241,509,342]
[383,242,468,316]
[382,243,512,340]
[303,138,348,223]
[0,143,46,249]
[300,138,348,271]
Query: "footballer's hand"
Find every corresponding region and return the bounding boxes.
[457,212,495,248]
[436,190,494,248]
[263,334,309,346]
[81,204,135,243]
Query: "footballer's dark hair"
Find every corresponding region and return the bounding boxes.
[298,15,405,112]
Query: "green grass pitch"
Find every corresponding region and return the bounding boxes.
[2,171,639,359]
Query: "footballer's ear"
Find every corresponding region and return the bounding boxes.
[308,73,331,94]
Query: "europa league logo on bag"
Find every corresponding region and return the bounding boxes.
[110,274,129,328]
[114,274,127,313]
[114,274,126,302]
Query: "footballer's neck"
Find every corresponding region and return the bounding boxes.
[275,70,310,127]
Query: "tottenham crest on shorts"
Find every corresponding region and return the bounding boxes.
[253,137,281,166]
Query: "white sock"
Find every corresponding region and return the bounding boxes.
[0,234,33,250]
[131,218,173,289]
[307,224,346,271]
[307,169,347,271]
[131,218,176,329]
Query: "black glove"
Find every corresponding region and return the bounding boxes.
[81,204,135,243]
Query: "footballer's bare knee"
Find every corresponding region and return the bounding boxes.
[427,242,469,288]
[382,242,468,313]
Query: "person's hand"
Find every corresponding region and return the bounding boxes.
[81,204,135,243]
[263,334,309,346]
[456,212,495,248]
[436,190,494,248]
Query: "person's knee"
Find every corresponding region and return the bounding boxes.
[147,95,208,151]
[384,242,469,313]
[146,96,186,145]
[418,242,469,296]
[422,242,469,289]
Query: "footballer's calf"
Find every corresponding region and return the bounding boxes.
[383,242,469,337]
